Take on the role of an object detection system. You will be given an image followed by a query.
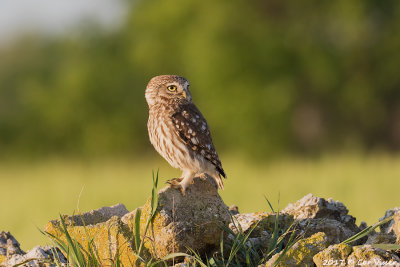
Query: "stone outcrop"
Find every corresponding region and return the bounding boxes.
[42,175,230,265]
[283,193,362,244]
[5,245,67,267]
[0,232,66,266]
[228,212,294,251]
[230,212,294,235]
[0,232,25,265]
[364,207,400,246]
[123,175,231,260]
[2,187,400,266]
[347,245,400,267]
[45,203,137,266]
[380,208,400,244]
[314,244,400,267]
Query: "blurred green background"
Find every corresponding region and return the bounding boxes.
[1,0,400,249]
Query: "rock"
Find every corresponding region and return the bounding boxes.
[0,232,66,266]
[229,212,294,236]
[283,193,357,225]
[226,212,293,256]
[313,243,353,267]
[380,207,400,244]
[247,231,271,250]
[0,231,24,265]
[359,221,368,231]
[264,232,329,267]
[366,233,397,245]
[283,194,362,244]
[295,218,361,244]
[121,207,141,231]
[60,203,129,226]
[347,245,400,267]
[5,245,67,266]
[45,205,137,266]
[123,175,231,260]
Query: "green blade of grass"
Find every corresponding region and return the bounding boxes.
[272,227,299,267]
[267,211,280,256]
[58,214,85,265]
[369,243,400,250]
[186,247,209,267]
[134,208,142,251]
[341,215,394,244]
[264,195,275,213]
[137,170,160,258]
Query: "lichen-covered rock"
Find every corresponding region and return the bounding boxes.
[121,207,141,231]
[283,194,362,244]
[5,245,67,267]
[124,175,231,260]
[0,231,25,265]
[45,205,136,266]
[313,243,353,267]
[264,232,329,267]
[347,245,400,267]
[380,207,400,244]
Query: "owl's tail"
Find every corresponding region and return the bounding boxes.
[214,174,224,190]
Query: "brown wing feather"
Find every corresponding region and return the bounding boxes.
[171,103,226,178]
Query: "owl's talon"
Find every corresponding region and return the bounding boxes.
[199,173,208,180]
[167,178,186,196]
[180,187,186,196]
[166,178,183,185]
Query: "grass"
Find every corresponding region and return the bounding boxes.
[1,153,400,250]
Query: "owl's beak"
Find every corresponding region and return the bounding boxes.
[181,91,187,99]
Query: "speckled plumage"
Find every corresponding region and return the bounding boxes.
[145,75,225,194]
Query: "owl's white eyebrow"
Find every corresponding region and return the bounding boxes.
[167,82,179,86]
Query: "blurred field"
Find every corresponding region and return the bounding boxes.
[1,153,399,250]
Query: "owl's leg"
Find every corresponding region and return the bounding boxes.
[179,170,196,195]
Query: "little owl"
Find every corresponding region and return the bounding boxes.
[145,75,226,195]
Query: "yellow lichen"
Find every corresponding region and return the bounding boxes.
[0,254,6,265]
[271,232,329,267]
[313,243,352,266]
[45,216,138,266]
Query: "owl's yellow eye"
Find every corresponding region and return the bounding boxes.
[167,85,177,92]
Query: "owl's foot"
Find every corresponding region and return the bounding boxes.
[166,178,186,195]
[166,177,183,185]
[199,173,208,180]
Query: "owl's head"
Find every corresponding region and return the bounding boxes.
[145,75,192,107]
